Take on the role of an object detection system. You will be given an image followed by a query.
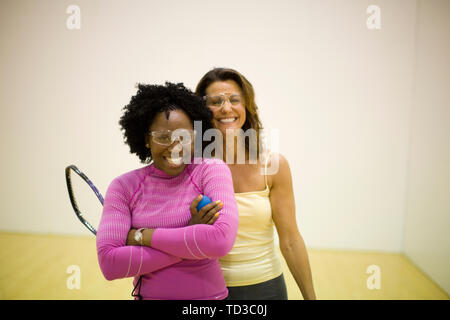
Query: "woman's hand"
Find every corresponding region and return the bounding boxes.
[188,195,223,226]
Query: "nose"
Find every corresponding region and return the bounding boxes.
[221,100,232,113]
[168,141,183,152]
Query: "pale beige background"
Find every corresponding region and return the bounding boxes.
[0,0,449,294]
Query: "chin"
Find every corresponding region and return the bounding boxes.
[163,164,186,176]
[215,121,244,133]
[154,157,187,176]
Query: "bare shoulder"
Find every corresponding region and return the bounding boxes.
[263,152,292,188]
[264,151,291,172]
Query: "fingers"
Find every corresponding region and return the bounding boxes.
[207,212,220,225]
[190,194,203,214]
[201,201,223,224]
[198,200,221,218]
[189,196,224,225]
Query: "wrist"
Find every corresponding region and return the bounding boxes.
[133,228,145,245]
[142,229,155,247]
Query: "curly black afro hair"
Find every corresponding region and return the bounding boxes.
[119,82,214,163]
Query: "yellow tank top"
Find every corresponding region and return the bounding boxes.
[219,154,283,286]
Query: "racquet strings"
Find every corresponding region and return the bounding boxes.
[67,166,103,235]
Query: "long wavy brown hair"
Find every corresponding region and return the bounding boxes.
[195,67,264,157]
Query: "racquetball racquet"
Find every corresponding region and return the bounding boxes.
[65,165,104,235]
[65,164,212,236]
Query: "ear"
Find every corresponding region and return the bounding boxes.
[145,134,150,148]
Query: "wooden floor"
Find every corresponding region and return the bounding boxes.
[0,232,448,300]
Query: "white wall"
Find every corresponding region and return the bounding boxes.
[0,0,433,255]
[403,0,450,295]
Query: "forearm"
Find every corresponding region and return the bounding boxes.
[150,220,237,259]
[280,235,316,300]
[97,244,182,281]
[97,177,183,281]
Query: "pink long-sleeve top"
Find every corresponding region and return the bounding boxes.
[96,158,238,300]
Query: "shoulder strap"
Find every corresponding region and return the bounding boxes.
[263,151,271,189]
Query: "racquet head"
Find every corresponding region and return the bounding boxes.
[65,165,104,236]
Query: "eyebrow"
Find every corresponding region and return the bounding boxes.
[213,92,240,95]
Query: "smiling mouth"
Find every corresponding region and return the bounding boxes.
[163,156,184,167]
[218,117,238,124]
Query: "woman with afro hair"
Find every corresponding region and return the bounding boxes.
[96,82,239,300]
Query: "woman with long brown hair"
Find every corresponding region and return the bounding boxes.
[194,67,316,300]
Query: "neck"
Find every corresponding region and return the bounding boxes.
[221,133,247,165]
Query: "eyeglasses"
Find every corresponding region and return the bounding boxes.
[148,129,196,146]
[203,93,244,109]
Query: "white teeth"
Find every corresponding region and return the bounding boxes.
[166,157,183,165]
[219,118,236,123]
